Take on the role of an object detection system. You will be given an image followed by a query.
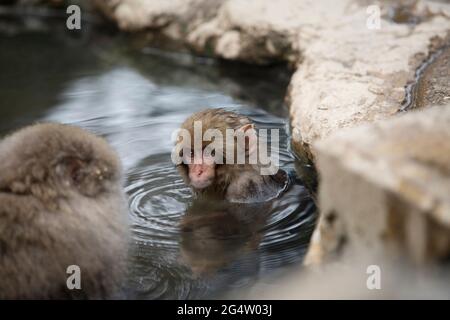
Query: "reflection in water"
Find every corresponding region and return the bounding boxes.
[179,199,270,276]
[0,20,316,299]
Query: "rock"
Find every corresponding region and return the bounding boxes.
[5,0,80,7]
[93,0,299,63]
[413,46,450,109]
[289,0,450,157]
[305,104,450,265]
[227,257,450,299]
[92,0,221,39]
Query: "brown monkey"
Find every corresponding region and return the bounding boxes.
[175,108,288,202]
[0,123,128,299]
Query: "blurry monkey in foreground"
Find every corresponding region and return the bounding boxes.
[174,108,288,202]
[0,123,128,299]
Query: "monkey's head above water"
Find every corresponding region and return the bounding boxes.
[175,108,286,202]
[0,123,122,202]
[176,108,257,194]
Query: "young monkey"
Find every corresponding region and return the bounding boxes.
[0,123,128,299]
[175,108,287,202]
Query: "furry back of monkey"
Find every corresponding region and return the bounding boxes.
[0,123,129,299]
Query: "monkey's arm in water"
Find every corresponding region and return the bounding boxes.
[225,168,289,203]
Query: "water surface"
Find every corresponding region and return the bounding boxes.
[0,16,316,299]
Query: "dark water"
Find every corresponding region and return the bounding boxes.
[0,15,316,299]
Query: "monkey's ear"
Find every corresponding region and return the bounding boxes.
[238,123,255,132]
[57,156,86,185]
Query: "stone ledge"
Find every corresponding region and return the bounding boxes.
[290,1,450,157]
[305,104,450,265]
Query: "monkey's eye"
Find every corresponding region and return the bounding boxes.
[210,150,216,157]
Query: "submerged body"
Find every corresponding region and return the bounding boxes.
[179,199,270,274]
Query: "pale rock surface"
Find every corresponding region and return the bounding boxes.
[305,104,450,265]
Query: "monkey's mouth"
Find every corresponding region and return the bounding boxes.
[190,179,213,190]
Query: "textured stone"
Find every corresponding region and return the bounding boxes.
[414,46,450,108]
[289,0,450,156]
[305,104,450,265]
[228,257,450,299]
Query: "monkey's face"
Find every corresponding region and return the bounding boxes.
[185,150,216,190]
[176,108,258,193]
